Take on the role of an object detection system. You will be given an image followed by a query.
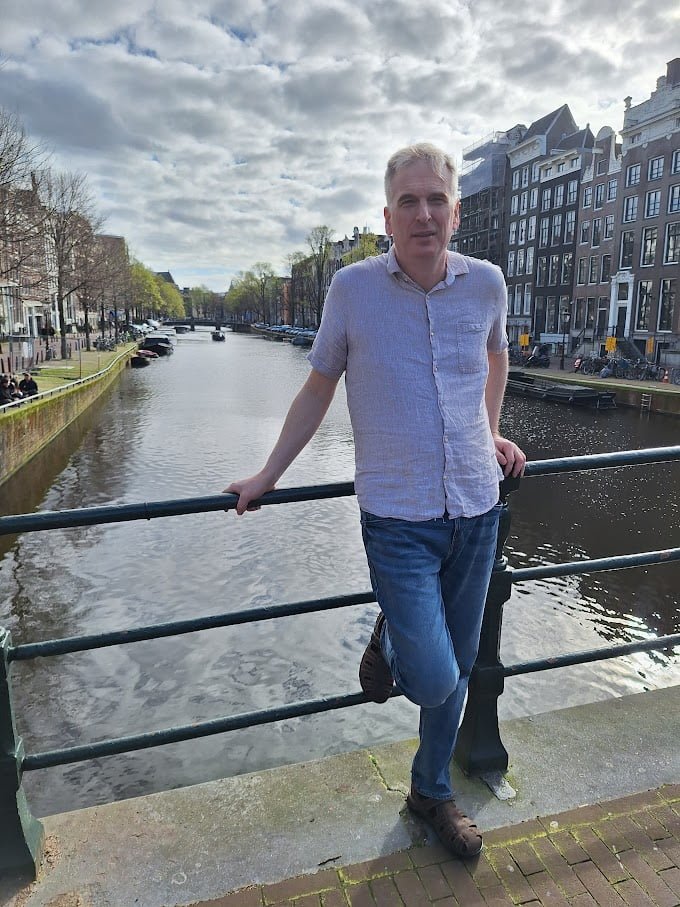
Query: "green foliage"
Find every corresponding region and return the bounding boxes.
[342,233,380,265]
[155,276,184,318]
[130,261,162,317]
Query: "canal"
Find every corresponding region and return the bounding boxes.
[1,327,679,817]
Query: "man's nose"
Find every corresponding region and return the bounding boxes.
[416,200,431,221]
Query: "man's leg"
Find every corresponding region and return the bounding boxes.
[360,512,460,711]
[411,503,501,799]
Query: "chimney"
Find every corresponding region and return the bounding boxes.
[667,58,680,87]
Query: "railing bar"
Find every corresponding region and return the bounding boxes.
[523,446,680,477]
[512,548,680,583]
[22,688,404,771]
[2,446,679,538]
[504,633,680,676]
[0,483,357,536]
[8,591,376,661]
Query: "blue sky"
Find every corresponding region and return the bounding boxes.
[1,0,678,290]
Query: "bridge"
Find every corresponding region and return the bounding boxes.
[1,447,679,904]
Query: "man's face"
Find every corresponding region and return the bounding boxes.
[384,159,460,269]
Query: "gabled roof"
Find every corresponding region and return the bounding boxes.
[521,104,578,144]
[554,126,595,152]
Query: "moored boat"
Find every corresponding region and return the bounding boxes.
[506,371,616,409]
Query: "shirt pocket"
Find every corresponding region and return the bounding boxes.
[456,322,487,373]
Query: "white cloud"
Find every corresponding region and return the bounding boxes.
[0,0,677,289]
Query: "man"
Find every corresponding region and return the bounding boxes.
[19,371,38,397]
[227,143,525,858]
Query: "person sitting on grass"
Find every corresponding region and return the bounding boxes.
[19,371,38,396]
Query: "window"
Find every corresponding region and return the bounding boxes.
[525,246,534,275]
[636,280,653,330]
[527,215,537,241]
[631,132,641,144]
[577,257,587,284]
[510,195,519,215]
[544,166,553,178]
[592,218,601,247]
[664,222,680,264]
[564,210,576,244]
[597,160,607,175]
[507,251,515,277]
[571,156,580,169]
[645,190,661,218]
[583,186,593,208]
[509,221,517,245]
[620,231,634,268]
[623,196,638,222]
[648,157,664,181]
[658,278,676,331]
[518,219,526,244]
[580,221,590,244]
[546,297,558,332]
[541,188,551,211]
[517,248,525,274]
[607,179,618,202]
[600,254,611,283]
[626,163,641,187]
[532,162,541,182]
[589,256,599,284]
[512,170,520,190]
[567,180,578,204]
[557,162,565,174]
[520,191,528,215]
[561,252,573,284]
[521,166,529,188]
[549,254,560,285]
[594,184,605,208]
[551,213,562,245]
[641,227,657,266]
[524,284,532,315]
[604,214,614,240]
[574,298,586,329]
[529,187,538,209]
[539,217,549,247]
[668,185,680,214]
[537,256,547,286]
[672,150,680,174]
[554,184,564,207]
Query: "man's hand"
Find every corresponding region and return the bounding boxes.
[224,471,276,515]
[493,435,526,478]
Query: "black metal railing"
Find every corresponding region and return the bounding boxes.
[1,446,679,878]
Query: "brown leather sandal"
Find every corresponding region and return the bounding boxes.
[407,787,483,858]
[359,613,393,703]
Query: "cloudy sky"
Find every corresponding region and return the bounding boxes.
[1,1,678,291]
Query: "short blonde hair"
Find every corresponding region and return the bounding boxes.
[384,143,458,205]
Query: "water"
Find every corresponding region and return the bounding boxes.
[1,328,678,816]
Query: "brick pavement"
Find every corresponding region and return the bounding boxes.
[185,784,680,907]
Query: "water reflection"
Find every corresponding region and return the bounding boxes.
[1,329,678,816]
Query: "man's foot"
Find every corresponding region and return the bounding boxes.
[359,613,393,703]
[407,786,483,858]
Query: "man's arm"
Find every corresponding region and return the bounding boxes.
[225,368,340,514]
[486,349,526,478]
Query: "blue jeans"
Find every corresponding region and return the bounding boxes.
[361,503,501,800]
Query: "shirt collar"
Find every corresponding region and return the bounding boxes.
[387,247,469,288]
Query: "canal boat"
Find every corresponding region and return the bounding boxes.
[139,335,174,356]
[211,330,226,341]
[506,371,616,409]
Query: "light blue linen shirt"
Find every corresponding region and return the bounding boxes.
[308,248,508,520]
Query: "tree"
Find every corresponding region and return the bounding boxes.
[307,225,334,327]
[252,261,277,324]
[342,232,380,266]
[0,108,48,288]
[130,261,162,321]
[39,169,104,358]
[225,272,261,321]
[155,276,184,319]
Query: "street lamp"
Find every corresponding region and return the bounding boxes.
[559,304,572,370]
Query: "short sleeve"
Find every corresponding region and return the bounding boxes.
[307,271,349,379]
[486,266,509,354]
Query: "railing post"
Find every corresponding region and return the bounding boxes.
[454,477,519,778]
[0,628,44,879]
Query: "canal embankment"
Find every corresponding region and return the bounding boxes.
[518,365,680,416]
[0,344,136,487]
[1,685,677,906]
